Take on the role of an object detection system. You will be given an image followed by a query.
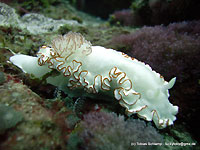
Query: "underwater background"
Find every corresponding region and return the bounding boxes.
[0,0,199,149]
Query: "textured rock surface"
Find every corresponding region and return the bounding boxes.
[21,13,79,35]
[0,2,21,28]
[0,80,66,150]
[0,104,23,134]
[0,2,79,35]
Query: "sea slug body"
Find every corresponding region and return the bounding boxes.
[10,32,178,129]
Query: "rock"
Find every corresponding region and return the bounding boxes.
[0,80,66,150]
[0,2,80,35]
[21,13,79,35]
[0,2,21,28]
[0,104,23,134]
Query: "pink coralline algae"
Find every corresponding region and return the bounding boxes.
[67,111,163,150]
[112,20,200,83]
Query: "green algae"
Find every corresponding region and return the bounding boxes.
[0,104,23,134]
[0,72,5,84]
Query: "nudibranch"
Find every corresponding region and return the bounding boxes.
[10,32,178,129]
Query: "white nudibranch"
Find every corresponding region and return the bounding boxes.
[10,32,178,129]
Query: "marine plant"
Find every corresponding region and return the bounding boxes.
[110,0,200,26]
[109,9,136,26]
[18,0,59,11]
[67,111,163,150]
[130,0,200,25]
[112,20,200,83]
[9,32,178,129]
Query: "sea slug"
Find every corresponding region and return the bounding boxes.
[10,32,178,129]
